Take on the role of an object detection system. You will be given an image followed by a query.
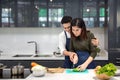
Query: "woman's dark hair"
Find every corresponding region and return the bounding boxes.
[61,16,72,24]
[70,18,87,40]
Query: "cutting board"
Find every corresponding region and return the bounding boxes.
[66,69,88,74]
[47,68,65,73]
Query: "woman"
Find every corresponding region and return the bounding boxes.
[70,18,97,71]
[59,16,99,68]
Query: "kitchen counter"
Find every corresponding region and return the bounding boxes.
[26,69,120,80]
[0,49,108,60]
[1,69,119,80]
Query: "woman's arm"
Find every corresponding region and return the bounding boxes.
[77,32,97,71]
[77,56,93,71]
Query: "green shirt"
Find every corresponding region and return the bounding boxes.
[70,31,97,59]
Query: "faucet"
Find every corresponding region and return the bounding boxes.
[0,50,3,56]
[27,41,38,55]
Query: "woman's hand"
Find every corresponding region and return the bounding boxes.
[73,54,78,64]
[77,63,88,71]
[69,52,78,64]
[91,38,99,46]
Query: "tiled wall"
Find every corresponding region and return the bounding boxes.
[0,27,106,55]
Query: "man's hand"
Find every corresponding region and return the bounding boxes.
[91,38,99,46]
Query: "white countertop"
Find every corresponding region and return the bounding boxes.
[0,69,119,80]
[25,69,120,80]
[0,49,108,60]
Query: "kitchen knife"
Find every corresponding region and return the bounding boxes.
[72,54,75,68]
[73,64,75,68]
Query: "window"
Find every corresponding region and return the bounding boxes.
[82,0,107,28]
[1,0,15,27]
[48,8,63,27]
[2,8,14,27]
[39,8,47,27]
[83,1,97,27]
[0,0,108,28]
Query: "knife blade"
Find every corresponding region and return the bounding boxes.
[73,64,75,68]
[72,54,76,68]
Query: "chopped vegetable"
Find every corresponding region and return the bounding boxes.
[73,68,80,72]
[96,63,117,76]
[31,62,40,67]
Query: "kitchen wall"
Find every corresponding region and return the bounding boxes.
[0,27,106,55]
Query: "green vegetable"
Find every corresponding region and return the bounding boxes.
[73,68,80,72]
[96,63,117,76]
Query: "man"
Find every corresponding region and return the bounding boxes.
[59,16,99,68]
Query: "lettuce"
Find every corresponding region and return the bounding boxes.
[96,63,117,76]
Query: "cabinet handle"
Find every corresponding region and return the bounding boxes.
[116,61,120,63]
[116,58,120,60]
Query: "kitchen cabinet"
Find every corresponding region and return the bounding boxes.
[94,60,108,66]
[108,0,120,66]
[0,60,64,68]
[0,60,108,68]
[0,0,108,28]
[108,0,120,49]
[109,51,120,66]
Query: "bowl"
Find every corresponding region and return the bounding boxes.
[94,70,111,80]
[32,69,46,77]
[96,73,111,80]
[31,65,47,77]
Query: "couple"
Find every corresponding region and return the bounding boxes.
[59,16,99,71]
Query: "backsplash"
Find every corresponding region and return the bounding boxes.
[0,27,106,55]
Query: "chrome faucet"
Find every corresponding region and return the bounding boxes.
[0,50,3,56]
[27,41,38,55]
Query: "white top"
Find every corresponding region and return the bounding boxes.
[58,31,71,54]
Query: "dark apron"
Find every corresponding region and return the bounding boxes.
[63,31,73,68]
[74,51,96,69]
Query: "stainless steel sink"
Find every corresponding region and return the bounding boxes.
[34,54,53,57]
[13,54,33,57]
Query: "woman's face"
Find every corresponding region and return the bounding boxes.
[72,26,82,37]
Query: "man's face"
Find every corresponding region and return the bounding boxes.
[62,23,71,33]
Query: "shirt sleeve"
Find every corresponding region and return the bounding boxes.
[58,32,66,54]
[89,32,97,59]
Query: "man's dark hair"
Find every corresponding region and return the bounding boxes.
[61,16,72,24]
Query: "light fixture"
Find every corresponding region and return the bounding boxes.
[50,0,53,2]
[35,5,39,9]
[86,8,90,12]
